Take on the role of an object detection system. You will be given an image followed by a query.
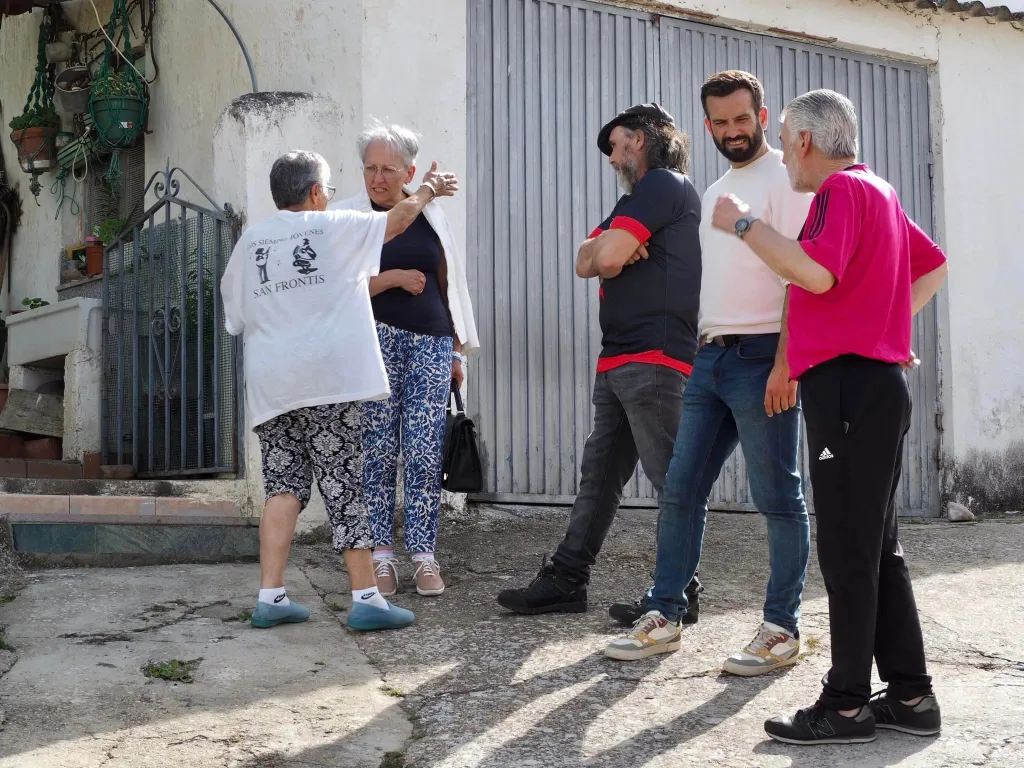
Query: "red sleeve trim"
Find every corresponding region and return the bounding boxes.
[609,216,652,243]
[588,226,605,240]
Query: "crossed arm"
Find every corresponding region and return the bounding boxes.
[575,229,647,280]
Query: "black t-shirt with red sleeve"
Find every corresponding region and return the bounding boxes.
[590,168,702,374]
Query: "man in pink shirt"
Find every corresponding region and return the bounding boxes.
[711,89,949,746]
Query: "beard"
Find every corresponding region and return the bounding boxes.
[615,153,642,194]
[714,122,765,164]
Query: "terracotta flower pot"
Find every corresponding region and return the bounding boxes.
[85,245,104,276]
[10,126,58,171]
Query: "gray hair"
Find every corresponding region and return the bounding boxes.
[781,89,859,160]
[357,120,420,167]
[269,150,330,208]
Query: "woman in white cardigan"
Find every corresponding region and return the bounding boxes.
[333,122,479,598]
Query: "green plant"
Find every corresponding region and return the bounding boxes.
[223,609,252,623]
[9,105,60,133]
[0,628,13,651]
[92,70,143,101]
[22,297,49,310]
[142,658,201,683]
[93,216,129,245]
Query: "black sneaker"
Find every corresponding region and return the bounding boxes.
[497,558,587,615]
[870,691,941,736]
[609,588,701,627]
[764,703,876,745]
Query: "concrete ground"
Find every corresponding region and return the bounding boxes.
[0,507,1022,767]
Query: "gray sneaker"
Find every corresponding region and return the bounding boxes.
[604,611,682,661]
[723,621,800,676]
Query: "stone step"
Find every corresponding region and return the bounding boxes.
[1,493,258,560]
[0,476,248,501]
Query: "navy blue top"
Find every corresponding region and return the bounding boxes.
[594,169,702,366]
[371,203,453,338]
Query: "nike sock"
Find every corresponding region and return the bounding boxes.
[353,587,389,610]
[258,587,289,607]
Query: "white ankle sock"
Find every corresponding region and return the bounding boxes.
[354,587,389,610]
[258,587,289,607]
[373,549,395,562]
[412,552,435,562]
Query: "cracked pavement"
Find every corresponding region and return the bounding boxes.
[0,507,1022,767]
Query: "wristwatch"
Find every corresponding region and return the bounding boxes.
[735,216,758,239]
[453,351,466,365]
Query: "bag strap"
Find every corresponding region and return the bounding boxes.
[450,380,465,414]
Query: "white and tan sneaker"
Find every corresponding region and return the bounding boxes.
[723,621,800,676]
[373,556,400,597]
[604,610,682,661]
[413,557,445,596]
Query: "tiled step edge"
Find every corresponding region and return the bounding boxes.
[0,494,251,525]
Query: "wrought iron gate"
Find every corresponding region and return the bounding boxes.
[101,164,242,477]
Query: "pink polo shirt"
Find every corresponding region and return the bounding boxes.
[787,165,947,379]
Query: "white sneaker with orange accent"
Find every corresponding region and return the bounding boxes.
[723,621,800,676]
[604,610,682,661]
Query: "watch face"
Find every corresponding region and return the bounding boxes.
[736,218,751,235]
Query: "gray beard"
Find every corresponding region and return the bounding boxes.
[617,167,638,194]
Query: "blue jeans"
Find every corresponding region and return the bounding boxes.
[647,334,809,633]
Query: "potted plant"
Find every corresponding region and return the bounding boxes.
[90,70,146,148]
[9,105,60,172]
[21,298,50,310]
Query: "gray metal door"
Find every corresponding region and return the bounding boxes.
[468,1,942,515]
[467,0,661,503]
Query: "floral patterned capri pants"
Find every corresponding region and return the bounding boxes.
[254,402,374,553]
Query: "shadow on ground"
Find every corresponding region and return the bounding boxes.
[1,507,1022,767]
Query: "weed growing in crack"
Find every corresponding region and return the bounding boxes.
[380,684,406,697]
[142,658,202,683]
[147,603,174,613]
[798,636,822,660]
[224,609,253,623]
[327,601,347,612]
[0,628,14,651]
[379,752,407,768]
[0,595,15,606]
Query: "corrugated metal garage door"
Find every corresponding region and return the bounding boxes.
[467,0,942,516]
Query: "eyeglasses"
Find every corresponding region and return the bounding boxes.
[362,164,406,180]
[320,183,336,201]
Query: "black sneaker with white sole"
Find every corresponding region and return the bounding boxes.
[870,691,941,736]
[764,703,876,745]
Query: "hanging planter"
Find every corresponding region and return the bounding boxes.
[9,107,59,175]
[90,71,146,149]
[8,8,60,197]
[55,66,92,114]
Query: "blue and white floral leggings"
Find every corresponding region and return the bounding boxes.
[363,321,453,553]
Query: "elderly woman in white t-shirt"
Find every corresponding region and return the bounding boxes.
[333,122,479,599]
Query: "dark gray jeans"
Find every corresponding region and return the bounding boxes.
[552,362,695,587]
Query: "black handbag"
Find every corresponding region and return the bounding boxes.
[442,381,483,493]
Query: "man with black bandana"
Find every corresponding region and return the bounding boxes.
[497,104,703,617]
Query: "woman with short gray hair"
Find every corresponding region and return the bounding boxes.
[334,122,479,598]
[222,149,456,632]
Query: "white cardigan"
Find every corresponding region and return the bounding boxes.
[332,190,480,352]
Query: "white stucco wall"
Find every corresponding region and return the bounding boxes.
[5,0,1021,480]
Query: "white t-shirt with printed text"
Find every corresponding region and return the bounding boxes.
[698,148,814,338]
[221,208,388,428]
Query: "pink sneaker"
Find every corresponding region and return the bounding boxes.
[414,557,445,596]
[373,556,399,597]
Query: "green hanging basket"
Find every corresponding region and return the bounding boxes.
[90,72,147,149]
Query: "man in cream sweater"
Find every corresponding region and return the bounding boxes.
[605,72,813,673]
